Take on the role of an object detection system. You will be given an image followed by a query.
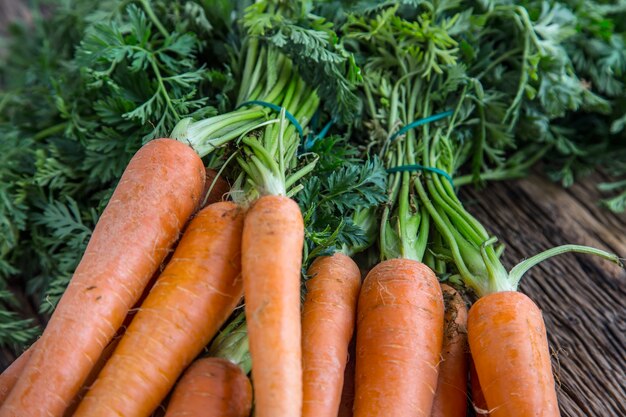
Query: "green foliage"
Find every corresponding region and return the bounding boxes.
[297,143,387,265]
[244,2,361,123]
[0,0,229,350]
[77,4,210,139]
[0,290,40,351]
[329,0,626,207]
[1,0,626,355]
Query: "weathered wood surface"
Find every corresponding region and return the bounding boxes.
[461,174,626,417]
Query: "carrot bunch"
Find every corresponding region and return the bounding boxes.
[2,2,625,417]
[0,2,322,414]
[410,119,622,416]
[0,92,319,417]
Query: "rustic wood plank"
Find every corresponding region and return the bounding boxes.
[461,174,626,417]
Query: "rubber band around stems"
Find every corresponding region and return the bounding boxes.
[389,110,454,142]
[303,117,336,151]
[236,100,304,138]
[385,109,456,187]
[387,164,455,189]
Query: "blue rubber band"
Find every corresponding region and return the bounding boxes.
[303,117,336,151]
[237,100,304,138]
[389,110,454,142]
[310,108,321,131]
[317,117,335,140]
[387,164,455,188]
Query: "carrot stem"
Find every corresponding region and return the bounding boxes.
[508,244,623,289]
[207,312,251,375]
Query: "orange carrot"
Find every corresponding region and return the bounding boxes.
[164,357,252,417]
[65,249,176,417]
[470,357,489,416]
[468,291,560,417]
[302,253,361,417]
[354,259,444,417]
[2,294,151,415]
[337,338,356,417]
[430,284,468,417]
[1,326,125,416]
[62,333,124,417]
[73,201,244,417]
[0,347,32,406]
[0,139,205,417]
[242,195,304,417]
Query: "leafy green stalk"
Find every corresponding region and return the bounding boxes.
[207,311,251,374]
[171,0,360,159]
[417,119,622,296]
[343,5,457,263]
[236,103,318,202]
[340,1,624,294]
[296,149,387,267]
[171,47,310,158]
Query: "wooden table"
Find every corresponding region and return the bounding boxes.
[461,174,626,417]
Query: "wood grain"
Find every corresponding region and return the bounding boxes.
[461,174,626,417]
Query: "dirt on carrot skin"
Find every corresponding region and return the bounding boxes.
[430,284,469,417]
[201,169,230,208]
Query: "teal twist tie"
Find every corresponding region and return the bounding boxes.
[389,110,454,142]
[303,117,336,151]
[387,164,455,189]
[237,100,304,138]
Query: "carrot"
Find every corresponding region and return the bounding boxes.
[468,291,559,417]
[164,357,252,417]
[0,346,32,406]
[0,138,205,417]
[201,168,230,207]
[470,357,489,416]
[2,285,156,415]
[430,283,468,417]
[63,333,125,416]
[302,253,361,417]
[65,250,176,417]
[242,195,304,417]
[337,338,356,417]
[354,258,444,417]
[0,291,154,415]
[73,201,244,417]
[414,110,622,416]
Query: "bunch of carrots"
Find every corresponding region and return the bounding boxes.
[0,115,620,417]
[1,1,624,417]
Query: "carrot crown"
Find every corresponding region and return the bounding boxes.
[171,1,359,162]
[208,312,251,375]
[171,45,305,158]
[235,100,318,201]
[416,129,622,297]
